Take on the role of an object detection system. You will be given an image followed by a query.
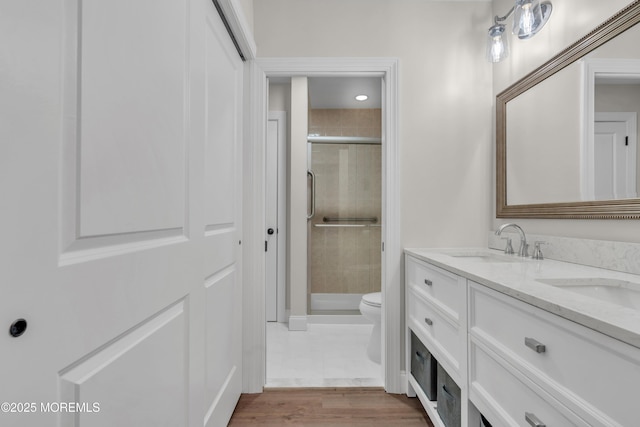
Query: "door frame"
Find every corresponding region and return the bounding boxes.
[243,57,402,393]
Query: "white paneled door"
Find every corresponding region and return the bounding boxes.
[0,0,243,426]
[593,117,637,200]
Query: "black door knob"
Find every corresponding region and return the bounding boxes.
[9,319,27,338]
[267,228,275,235]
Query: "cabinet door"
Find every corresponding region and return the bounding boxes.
[406,257,464,322]
[408,289,462,380]
[469,341,590,427]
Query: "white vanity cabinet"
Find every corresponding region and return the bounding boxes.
[406,256,466,379]
[468,281,640,427]
[405,251,640,427]
[405,255,475,427]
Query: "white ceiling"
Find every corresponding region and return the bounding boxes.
[308,77,382,109]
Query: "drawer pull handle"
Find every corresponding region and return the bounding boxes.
[424,279,433,286]
[424,318,433,326]
[440,385,455,402]
[525,412,546,427]
[525,337,546,353]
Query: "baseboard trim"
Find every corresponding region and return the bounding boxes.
[308,314,371,325]
[399,370,407,394]
[288,315,308,331]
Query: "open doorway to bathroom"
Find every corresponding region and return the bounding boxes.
[265,76,384,387]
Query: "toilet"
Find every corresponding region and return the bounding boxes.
[359,292,382,364]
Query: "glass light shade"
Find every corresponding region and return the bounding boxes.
[513,0,552,39]
[486,24,509,63]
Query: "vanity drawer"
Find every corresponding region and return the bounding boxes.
[469,282,640,427]
[469,341,590,427]
[406,256,463,321]
[408,288,461,377]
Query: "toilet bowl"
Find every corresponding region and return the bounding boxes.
[359,292,382,364]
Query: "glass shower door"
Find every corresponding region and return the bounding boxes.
[307,138,381,315]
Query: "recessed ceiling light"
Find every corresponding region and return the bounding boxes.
[355,94,368,101]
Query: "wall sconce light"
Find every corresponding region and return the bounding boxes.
[486,0,553,63]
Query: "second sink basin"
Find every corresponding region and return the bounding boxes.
[537,278,640,310]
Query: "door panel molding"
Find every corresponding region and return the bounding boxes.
[61,0,188,255]
[204,269,240,417]
[59,300,187,426]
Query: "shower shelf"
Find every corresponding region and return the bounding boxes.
[323,216,377,223]
[315,216,380,227]
[314,223,381,228]
[307,135,381,145]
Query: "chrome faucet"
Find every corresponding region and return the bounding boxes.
[495,223,528,257]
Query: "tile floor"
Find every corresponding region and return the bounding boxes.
[266,322,383,387]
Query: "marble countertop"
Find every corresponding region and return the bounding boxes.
[405,247,640,349]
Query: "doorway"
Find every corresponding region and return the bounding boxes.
[306,77,383,320]
[591,112,638,200]
[264,76,384,387]
[583,111,638,200]
[266,111,287,322]
[244,58,402,394]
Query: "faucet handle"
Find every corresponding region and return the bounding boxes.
[501,237,514,255]
[532,241,547,260]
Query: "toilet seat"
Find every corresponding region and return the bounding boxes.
[361,292,381,308]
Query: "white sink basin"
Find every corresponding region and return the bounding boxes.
[447,251,523,263]
[537,278,640,310]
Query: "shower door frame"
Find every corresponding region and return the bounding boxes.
[307,135,383,315]
[243,57,402,394]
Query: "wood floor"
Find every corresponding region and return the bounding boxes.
[228,387,435,426]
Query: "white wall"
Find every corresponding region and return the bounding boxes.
[254,0,494,249]
[492,0,632,90]
[491,0,640,242]
[237,0,254,32]
[289,77,309,327]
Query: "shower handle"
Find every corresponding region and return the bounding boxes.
[307,170,316,220]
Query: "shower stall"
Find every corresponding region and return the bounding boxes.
[306,108,382,315]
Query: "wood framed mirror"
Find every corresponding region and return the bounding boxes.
[497,1,640,219]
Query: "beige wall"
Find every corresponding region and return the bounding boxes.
[254,0,494,249]
[290,77,308,319]
[237,0,253,33]
[492,0,631,92]
[256,1,640,253]
[492,0,640,242]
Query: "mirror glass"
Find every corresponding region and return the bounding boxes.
[506,61,582,205]
[498,2,640,218]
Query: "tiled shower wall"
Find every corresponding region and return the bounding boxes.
[308,108,382,138]
[308,109,382,301]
